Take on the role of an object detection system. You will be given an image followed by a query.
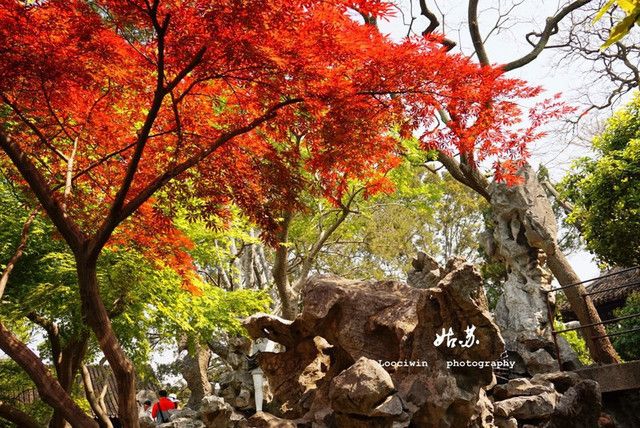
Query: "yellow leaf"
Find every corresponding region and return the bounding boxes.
[594,0,618,23]
[602,12,639,49]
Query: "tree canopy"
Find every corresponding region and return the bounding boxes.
[561,94,640,267]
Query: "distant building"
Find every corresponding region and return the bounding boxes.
[560,267,640,321]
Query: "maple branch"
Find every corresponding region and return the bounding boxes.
[468,0,490,66]
[292,187,363,292]
[419,0,456,49]
[0,93,68,162]
[0,132,85,250]
[436,151,490,201]
[165,47,207,93]
[0,208,38,300]
[99,98,301,250]
[62,137,78,212]
[0,321,97,427]
[502,0,593,71]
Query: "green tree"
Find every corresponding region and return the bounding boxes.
[561,94,640,267]
[0,179,269,425]
[607,291,640,361]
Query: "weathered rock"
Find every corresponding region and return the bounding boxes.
[140,415,156,428]
[556,336,582,371]
[160,418,206,428]
[246,412,297,427]
[485,166,571,376]
[494,391,558,420]
[243,260,504,427]
[470,388,496,428]
[370,395,404,418]
[493,378,554,401]
[531,371,580,394]
[329,357,395,416]
[200,395,246,428]
[407,252,442,289]
[548,379,601,428]
[210,335,260,411]
[170,408,199,421]
[494,416,517,428]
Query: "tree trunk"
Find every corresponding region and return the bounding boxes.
[0,321,97,427]
[272,212,296,320]
[49,335,89,428]
[547,251,620,364]
[76,259,139,428]
[179,338,212,409]
[81,365,114,428]
[0,402,43,428]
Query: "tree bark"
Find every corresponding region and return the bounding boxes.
[0,208,38,300]
[0,321,97,427]
[48,335,90,428]
[272,211,296,320]
[179,337,212,410]
[76,259,139,428]
[0,402,43,428]
[546,251,620,364]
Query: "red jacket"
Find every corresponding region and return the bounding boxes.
[152,397,176,419]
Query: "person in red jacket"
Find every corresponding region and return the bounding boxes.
[152,390,176,423]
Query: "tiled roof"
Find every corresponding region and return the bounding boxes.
[560,267,640,318]
[85,365,159,417]
[583,267,640,306]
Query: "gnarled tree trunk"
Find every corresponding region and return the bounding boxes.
[77,258,139,427]
[179,337,212,409]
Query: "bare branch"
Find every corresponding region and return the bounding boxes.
[503,0,593,72]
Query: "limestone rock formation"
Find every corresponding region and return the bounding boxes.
[243,259,505,427]
[208,336,258,411]
[484,166,560,375]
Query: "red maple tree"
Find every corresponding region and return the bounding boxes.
[0,0,564,425]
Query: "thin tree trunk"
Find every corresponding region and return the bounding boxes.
[49,335,90,428]
[81,365,114,428]
[547,252,620,364]
[0,208,38,299]
[76,259,139,428]
[0,321,97,427]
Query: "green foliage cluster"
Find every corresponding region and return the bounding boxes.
[554,319,594,366]
[607,291,640,361]
[561,94,640,267]
[286,143,488,280]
